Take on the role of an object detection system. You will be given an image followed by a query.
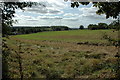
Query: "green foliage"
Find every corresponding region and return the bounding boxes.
[10,27,48,35]
[87,23,115,30]
[98,23,108,29]
[102,31,120,79]
[2,2,42,36]
[93,2,120,19]
[88,24,98,30]
[79,25,84,29]
[2,39,11,78]
[71,2,120,19]
[51,26,70,31]
[109,20,120,30]
[71,2,89,8]
[2,23,11,37]
[9,26,70,35]
[2,1,120,79]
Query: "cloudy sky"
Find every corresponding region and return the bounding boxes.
[13,0,116,28]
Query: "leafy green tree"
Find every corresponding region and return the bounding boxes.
[1,2,45,36]
[109,20,120,30]
[71,2,120,30]
[88,24,98,30]
[98,23,108,29]
[71,2,120,19]
[79,25,84,29]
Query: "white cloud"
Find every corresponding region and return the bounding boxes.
[21,15,32,19]
[13,14,40,25]
[63,17,79,21]
[79,5,99,18]
[13,14,33,20]
[27,19,38,21]
[24,5,64,15]
[23,0,66,15]
[63,13,79,17]
[46,0,66,9]
[13,2,117,28]
[37,16,62,19]
[78,5,116,22]
[80,6,97,13]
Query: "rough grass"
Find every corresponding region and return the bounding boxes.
[4,30,119,79]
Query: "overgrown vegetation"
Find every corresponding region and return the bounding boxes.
[2,29,118,79]
[2,1,120,79]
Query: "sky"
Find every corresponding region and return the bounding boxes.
[13,0,116,28]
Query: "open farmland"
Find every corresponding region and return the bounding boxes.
[13,30,118,43]
[4,30,119,79]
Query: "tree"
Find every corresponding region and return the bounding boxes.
[1,2,46,79]
[51,26,69,31]
[1,2,30,36]
[71,2,120,30]
[71,2,120,19]
[1,2,45,36]
[79,25,84,29]
[98,23,108,29]
[109,20,120,30]
[88,24,98,30]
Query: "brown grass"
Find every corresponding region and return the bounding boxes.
[5,36,118,78]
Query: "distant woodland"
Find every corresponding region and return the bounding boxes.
[10,21,119,35]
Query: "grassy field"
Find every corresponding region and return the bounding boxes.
[13,30,118,43]
[3,30,119,79]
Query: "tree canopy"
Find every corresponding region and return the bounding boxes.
[1,2,34,36]
[79,25,84,29]
[1,2,46,36]
[71,2,120,19]
[88,23,109,30]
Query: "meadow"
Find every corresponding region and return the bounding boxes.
[13,30,118,43]
[4,29,119,79]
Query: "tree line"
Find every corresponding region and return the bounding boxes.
[79,20,120,30]
[10,26,70,35]
[10,20,120,35]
